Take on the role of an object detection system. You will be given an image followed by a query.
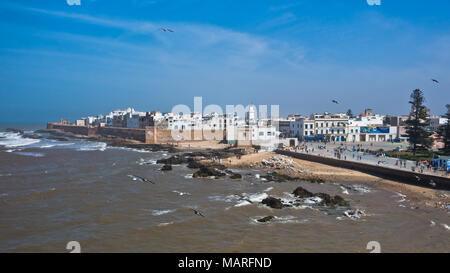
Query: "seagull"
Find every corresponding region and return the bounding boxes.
[235,195,253,204]
[191,208,205,217]
[431,79,439,84]
[160,28,174,32]
[128,175,155,184]
[429,180,436,187]
[332,100,339,104]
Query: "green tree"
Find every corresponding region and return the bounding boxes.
[437,104,450,154]
[405,89,433,155]
[346,109,354,118]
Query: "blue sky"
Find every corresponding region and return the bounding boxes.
[1,0,449,123]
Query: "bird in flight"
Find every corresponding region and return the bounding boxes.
[235,194,253,204]
[431,79,439,84]
[127,174,155,184]
[160,28,174,32]
[191,208,205,217]
[332,100,339,104]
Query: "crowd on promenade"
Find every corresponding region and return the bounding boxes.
[286,142,450,177]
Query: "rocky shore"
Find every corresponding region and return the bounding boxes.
[7,127,450,212]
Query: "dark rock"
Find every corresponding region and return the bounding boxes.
[306,177,325,184]
[257,216,275,223]
[261,172,297,183]
[193,166,226,178]
[47,136,69,141]
[22,134,42,139]
[292,187,314,198]
[34,129,53,134]
[157,155,188,165]
[262,197,283,209]
[187,160,203,169]
[161,164,172,171]
[332,195,350,207]
[225,170,242,179]
[314,193,349,207]
[5,128,24,134]
[230,173,242,179]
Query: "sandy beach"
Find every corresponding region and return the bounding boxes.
[221,151,449,211]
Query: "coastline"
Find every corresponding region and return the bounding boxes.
[220,151,449,211]
[21,127,450,211]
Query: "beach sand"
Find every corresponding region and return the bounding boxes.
[221,151,449,210]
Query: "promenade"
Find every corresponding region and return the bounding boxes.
[285,142,450,179]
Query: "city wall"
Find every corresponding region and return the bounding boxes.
[47,123,227,144]
[47,123,97,136]
[276,150,450,191]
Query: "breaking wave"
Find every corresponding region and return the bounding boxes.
[152,209,176,216]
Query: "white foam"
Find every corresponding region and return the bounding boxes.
[157,222,174,227]
[110,146,152,153]
[40,144,56,148]
[247,192,269,203]
[184,174,193,179]
[344,209,366,220]
[152,209,176,216]
[264,187,274,192]
[352,185,371,193]
[14,152,45,157]
[0,132,41,148]
[340,186,349,195]
[442,224,450,231]
[173,190,191,196]
[77,142,107,151]
[303,196,323,204]
[137,158,157,165]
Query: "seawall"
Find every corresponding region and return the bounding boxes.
[276,150,450,191]
[46,123,227,144]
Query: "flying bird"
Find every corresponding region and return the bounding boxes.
[429,180,436,187]
[235,194,253,204]
[431,79,439,84]
[127,174,155,184]
[160,28,174,32]
[191,208,205,217]
[332,100,339,104]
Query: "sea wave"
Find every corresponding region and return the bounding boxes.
[14,152,45,157]
[0,132,41,148]
[152,209,176,216]
[173,190,191,196]
[77,142,107,151]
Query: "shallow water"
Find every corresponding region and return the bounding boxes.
[0,129,449,253]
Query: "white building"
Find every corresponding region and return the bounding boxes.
[125,112,146,128]
[428,116,448,132]
[347,126,397,142]
[311,113,349,142]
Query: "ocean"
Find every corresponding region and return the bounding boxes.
[0,125,449,252]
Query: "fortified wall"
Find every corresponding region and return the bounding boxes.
[46,123,227,144]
